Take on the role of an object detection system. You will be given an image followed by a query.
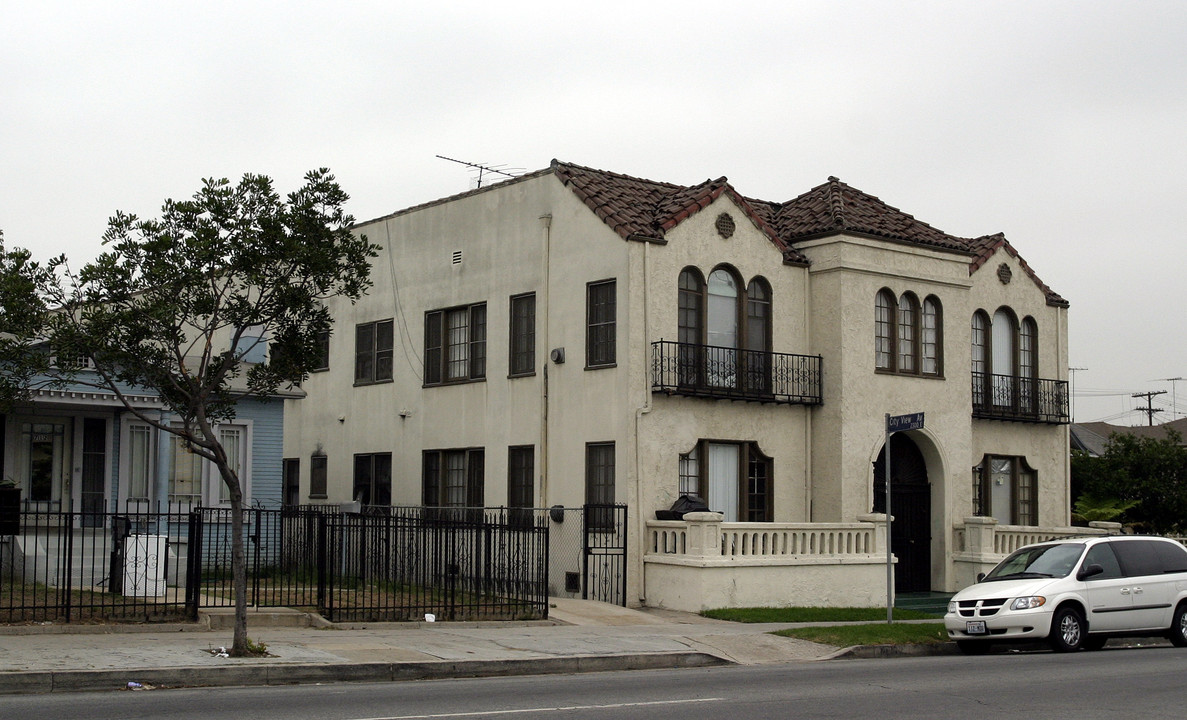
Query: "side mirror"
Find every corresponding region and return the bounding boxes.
[1077,563,1104,581]
[976,572,986,583]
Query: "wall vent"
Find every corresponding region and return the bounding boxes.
[451,250,463,265]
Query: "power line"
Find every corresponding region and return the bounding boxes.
[1132,390,1167,426]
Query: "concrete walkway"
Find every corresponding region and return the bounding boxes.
[0,599,903,694]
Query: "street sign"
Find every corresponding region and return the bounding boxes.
[886,412,924,433]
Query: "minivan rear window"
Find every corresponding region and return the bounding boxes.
[1110,540,1185,576]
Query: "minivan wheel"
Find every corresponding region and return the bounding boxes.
[1169,604,1187,648]
[956,640,992,655]
[1049,607,1085,652]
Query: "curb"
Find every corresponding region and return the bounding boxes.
[823,643,960,660]
[0,652,729,695]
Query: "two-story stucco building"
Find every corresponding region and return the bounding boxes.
[282,160,1085,610]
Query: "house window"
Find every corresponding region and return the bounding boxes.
[353,452,392,506]
[676,267,773,390]
[585,442,616,529]
[971,308,1039,410]
[876,289,942,377]
[282,458,300,506]
[973,455,1037,525]
[355,319,394,384]
[423,448,484,507]
[509,293,536,377]
[126,424,153,501]
[425,304,487,384]
[313,330,330,372]
[167,424,249,507]
[508,445,534,507]
[309,454,327,498]
[679,440,772,522]
[586,280,616,368]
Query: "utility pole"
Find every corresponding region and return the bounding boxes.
[1069,367,1087,422]
[1132,390,1166,426]
[1162,377,1183,421]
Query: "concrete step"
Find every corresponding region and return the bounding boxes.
[200,608,329,630]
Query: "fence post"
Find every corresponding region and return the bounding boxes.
[186,510,202,621]
[251,506,262,607]
[62,512,74,623]
[316,512,328,617]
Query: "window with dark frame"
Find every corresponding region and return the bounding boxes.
[312,330,330,372]
[585,442,616,529]
[678,440,772,522]
[973,454,1037,525]
[352,452,391,506]
[508,445,534,525]
[422,448,485,509]
[282,458,300,506]
[970,308,1041,411]
[309,453,327,499]
[509,293,536,377]
[875,289,942,377]
[586,280,616,368]
[355,320,393,384]
[425,303,487,385]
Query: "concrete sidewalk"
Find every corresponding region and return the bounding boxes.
[0,599,881,694]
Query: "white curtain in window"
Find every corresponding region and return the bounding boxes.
[707,443,739,522]
[127,425,152,500]
[990,457,1013,521]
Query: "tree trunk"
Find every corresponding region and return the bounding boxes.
[219,465,250,656]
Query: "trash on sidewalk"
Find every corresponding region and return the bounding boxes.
[425,613,436,622]
[125,681,155,691]
[209,646,230,658]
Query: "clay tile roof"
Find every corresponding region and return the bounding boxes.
[766,177,974,253]
[552,160,807,264]
[968,233,1068,308]
[549,161,1064,304]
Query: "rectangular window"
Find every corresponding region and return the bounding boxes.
[681,440,772,522]
[586,280,616,368]
[425,304,487,385]
[509,293,536,377]
[678,448,699,496]
[282,458,300,506]
[585,442,615,529]
[169,435,204,505]
[218,426,245,505]
[921,302,939,375]
[310,454,327,498]
[508,446,534,508]
[423,448,485,507]
[355,319,394,384]
[975,455,1037,526]
[313,330,330,372]
[353,452,392,506]
[127,424,152,500]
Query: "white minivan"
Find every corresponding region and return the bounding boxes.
[945,535,1187,654]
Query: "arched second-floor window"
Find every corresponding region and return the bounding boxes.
[972,308,1040,411]
[875,289,943,377]
[677,266,772,391]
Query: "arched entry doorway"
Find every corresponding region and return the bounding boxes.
[873,433,931,593]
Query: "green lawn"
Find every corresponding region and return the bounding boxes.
[703,606,941,623]
[702,606,949,647]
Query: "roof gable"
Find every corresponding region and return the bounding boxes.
[969,233,1068,308]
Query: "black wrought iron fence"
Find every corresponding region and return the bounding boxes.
[0,507,194,623]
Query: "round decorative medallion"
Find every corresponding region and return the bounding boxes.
[997,263,1012,285]
[715,212,736,239]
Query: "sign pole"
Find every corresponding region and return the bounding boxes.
[884,413,893,624]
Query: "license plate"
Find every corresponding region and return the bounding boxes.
[965,621,987,635]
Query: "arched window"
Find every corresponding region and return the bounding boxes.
[875,289,895,370]
[676,266,773,392]
[922,296,942,375]
[875,289,942,376]
[897,293,920,373]
[972,308,1041,415]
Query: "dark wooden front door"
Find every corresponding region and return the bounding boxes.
[873,434,931,593]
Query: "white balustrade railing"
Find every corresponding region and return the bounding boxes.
[646,512,887,561]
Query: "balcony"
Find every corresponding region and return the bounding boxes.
[971,371,1069,424]
[651,340,822,406]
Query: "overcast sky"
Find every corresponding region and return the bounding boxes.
[3,1,1184,425]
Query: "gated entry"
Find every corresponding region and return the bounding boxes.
[546,504,628,607]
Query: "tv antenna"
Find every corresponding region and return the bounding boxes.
[436,155,523,189]
[1160,377,1183,421]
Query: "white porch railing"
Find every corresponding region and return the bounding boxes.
[950,516,1120,588]
[642,512,889,612]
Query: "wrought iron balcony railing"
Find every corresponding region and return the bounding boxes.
[651,340,822,405]
[972,371,1069,424]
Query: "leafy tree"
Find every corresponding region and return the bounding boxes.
[0,230,55,408]
[1071,429,1187,534]
[29,170,378,655]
